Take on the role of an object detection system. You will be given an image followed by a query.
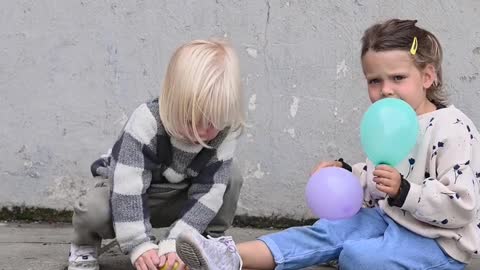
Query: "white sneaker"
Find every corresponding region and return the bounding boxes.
[68,244,99,270]
[176,230,242,270]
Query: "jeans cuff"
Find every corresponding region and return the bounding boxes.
[258,236,285,270]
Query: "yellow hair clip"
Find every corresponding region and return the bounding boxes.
[410,36,418,55]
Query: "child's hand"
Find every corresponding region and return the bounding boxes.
[373,165,402,198]
[158,252,186,270]
[311,160,343,176]
[135,249,160,270]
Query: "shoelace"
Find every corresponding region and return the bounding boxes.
[207,236,237,253]
[206,235,243,270]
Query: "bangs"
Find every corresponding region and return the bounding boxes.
[194,67,243,132]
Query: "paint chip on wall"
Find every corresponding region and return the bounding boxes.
[246,47,258,58]
[249,94,257,111]
[283,127,296,138]
[336,59,349,79]
[290,96,299,118]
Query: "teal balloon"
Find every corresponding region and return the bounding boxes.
[360,98,419,166]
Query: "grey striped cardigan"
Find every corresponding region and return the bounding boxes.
[93,98,238,263]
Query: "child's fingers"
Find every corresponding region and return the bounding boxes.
[373,177,392,187]
[167,252,177,261]
[311,161,342,176]
[158,255,166,267]
[161,253,177,270]
[149,252,160,265]
[177,256,185,266]
[373,169,391,178]
[375,181,395,193]
[375,180,400,197]
[375,183,389,194]
[333,161,343,168]
[135,257,148,270]
[143,255,157,270]
[311,162,328,175]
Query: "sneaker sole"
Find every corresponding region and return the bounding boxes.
[177,239,208,269]
[67,264,99,270]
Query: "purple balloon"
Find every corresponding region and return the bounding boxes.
[305,167,363,220]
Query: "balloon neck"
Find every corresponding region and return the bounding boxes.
[377,162,392,166]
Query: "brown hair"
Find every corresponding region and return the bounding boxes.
[361,19,447,106]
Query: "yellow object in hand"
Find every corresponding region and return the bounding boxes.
[159,262,179,270]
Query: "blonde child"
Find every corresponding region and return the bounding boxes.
[175,19,480,270]
[67,39,245,270]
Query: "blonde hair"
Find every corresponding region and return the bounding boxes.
[159,39,244,146]
[361,19,447,106]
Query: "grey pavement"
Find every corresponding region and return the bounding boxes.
[0,222,478,270]
[0,222,330,270]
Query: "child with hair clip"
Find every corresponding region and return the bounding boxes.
[67,39,245,270]
[175,19,480,270]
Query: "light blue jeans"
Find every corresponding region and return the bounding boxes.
[259,208,465,270]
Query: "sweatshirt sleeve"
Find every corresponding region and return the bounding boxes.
[401,125,478,229]
[352,162,378,207]
[352,162,368,183]
[109,103,159,263]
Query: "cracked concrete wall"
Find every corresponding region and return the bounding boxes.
[1,1,480,219]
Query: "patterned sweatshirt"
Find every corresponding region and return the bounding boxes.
[352,105,480,263]
[93,98,238,264]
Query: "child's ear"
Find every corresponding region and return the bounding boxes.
[422,64,437,90]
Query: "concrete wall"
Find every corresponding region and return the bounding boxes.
[1,0,479,219]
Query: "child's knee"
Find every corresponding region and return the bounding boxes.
[227,164,243,193]
[73,189,112,230]
[339,242,383,270]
